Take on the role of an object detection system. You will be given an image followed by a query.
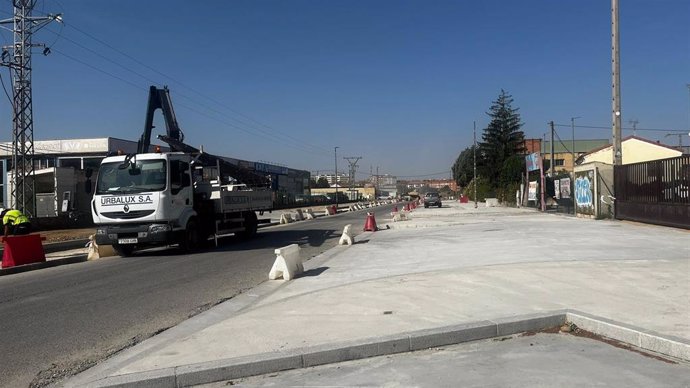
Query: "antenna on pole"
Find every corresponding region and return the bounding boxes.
[0,0,63,216]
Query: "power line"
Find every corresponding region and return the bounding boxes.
[554,123,686,133]
[42,28,331,157]
[49,50,330,156]
[52,21,331,155]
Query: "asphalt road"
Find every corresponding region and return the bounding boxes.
[0,204,395,388]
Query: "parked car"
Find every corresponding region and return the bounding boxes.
[424,192,442,208]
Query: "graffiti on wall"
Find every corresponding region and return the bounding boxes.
[575,170,595,215]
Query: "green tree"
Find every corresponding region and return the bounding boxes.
[479,90,525,188]
[451,146,476,188]
[316,177,330,188]
[309,178,318,188]
[499,154,525,186]
[464,176,491,202]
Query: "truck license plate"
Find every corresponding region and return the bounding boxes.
[118,238,138,244]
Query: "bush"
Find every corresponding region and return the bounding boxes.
[496,182,521,206]
[464,176,492,202]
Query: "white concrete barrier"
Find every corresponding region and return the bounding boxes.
[294,209,304,221]
[348,205,355,212]
[305,208,316,219]
[279,213,294,224]
[86,234,117,260]
[268,244,303,281]
[338,224,354,245]
[393,212,409,222]
[485,198,499,207]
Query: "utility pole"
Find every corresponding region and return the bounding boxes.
[686,84,690,132]
[343,156,362,201]
[334,146,339,208]
[611,0,623,167]
[664,133,683,149]
[473,121,477,209]
[549,121,555,177]
[571,116,580,173]
[0,1,62,217]
[628,119,638,136]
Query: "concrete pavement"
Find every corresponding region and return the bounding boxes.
[64,201,690,387]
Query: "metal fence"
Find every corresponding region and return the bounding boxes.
[614,155,690,229]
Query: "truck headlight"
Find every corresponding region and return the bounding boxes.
[96,228,107,235]
[149,224,172,233]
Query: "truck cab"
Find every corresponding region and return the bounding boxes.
[92,152,196,256]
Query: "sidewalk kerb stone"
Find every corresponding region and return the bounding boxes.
[69,309,690,387]
[493,311,568,336]
[175,353,303,387]
[565,310,690,361]
[88,367,176,388]
[408,320,497,351]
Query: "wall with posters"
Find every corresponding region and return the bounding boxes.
[574,162,614,219]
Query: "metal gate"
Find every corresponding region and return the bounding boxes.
[614,155,690,229]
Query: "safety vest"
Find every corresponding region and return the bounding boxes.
[3,209,29,226]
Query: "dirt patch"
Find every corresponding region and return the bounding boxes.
[38,229,96,243]
[519,324,678,365]
[0,228,95,246]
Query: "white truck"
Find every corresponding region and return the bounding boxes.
[91,86,273,256]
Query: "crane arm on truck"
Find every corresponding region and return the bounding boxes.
[158,134,271,188]
[137,86,183,154]
[137,85,271,188]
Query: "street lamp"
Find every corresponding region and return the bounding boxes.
[334,146,339,208]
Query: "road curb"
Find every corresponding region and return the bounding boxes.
[0,254,87,276]
[81,309,690,387]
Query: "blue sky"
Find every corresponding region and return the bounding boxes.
[0,0,687,180]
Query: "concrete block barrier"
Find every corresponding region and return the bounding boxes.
[338,224,354,245]
[485,198,499,207]
[294,209,304,221]
[86,235,117,260]
[279,213,294,224]
[305,209,316,219]
[393,212,409,222]
[268,244,303,281]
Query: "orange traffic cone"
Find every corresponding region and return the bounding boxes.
[364,212,378,231]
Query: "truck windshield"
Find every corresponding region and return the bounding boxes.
[96,160,167,194]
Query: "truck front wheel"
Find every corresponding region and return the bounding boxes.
[180,219,199,252]
[113,244,135,257]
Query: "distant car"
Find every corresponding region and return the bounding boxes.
[424,192,442,208]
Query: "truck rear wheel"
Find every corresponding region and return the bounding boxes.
[238,212,258,240]
[113,244,135,257]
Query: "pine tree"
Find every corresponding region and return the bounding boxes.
[479,90,525,187]
[451,145,476,188]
